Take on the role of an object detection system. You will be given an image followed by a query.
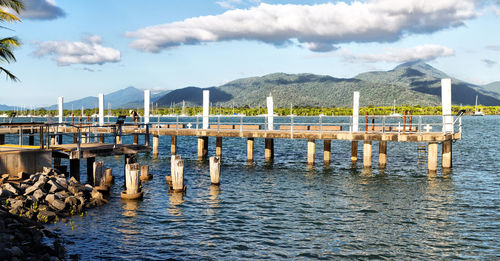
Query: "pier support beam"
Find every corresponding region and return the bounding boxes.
[133,134,138,145]
[216,137,222,158]
[81,133,87,144]
[324,140,331,165]
[247,138,254,163]
[57,134,63,145]
[73,133,78,143]
[87,157,95,185]
[428,142,438,173]
[0,134,4,145]
[363,141,372,168]
[442,140,452,169]
[50,135,56,145]
[99,135,104,143]
[115,135,121,144]
[152,135,159,156]
[70,159,80,182]
[28,134,34,146]
[351,141,358,165]
[171,136,177,155]
[307,139,315,166]
[379,141,387,168]
[198,136,208,159]
[265,138,274,163]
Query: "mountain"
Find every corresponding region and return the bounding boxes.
[45,86,148,110]
[155,62,500,107]
[477,81,500,100]
[118,89,172,109]
[0,104,15,111]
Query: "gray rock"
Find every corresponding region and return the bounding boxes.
[42,167,54,175]
[0,189,13,198]
[90,189,103,201]
[37,210,57,223]
[9,246,23,257]
[55,191,69,199]
[69,177,78,185]
[50,199,66,211]
[65,196,79,208]
[55,178,68,189]
[33,189,45,201]
[9,198,23,209]
[37,175,48,185]
[45,194,55,205]
[67,185,80,195]
[47,179,64,193]
[23,184,38,196]
[84,184,93,192]
[3,183,19,195]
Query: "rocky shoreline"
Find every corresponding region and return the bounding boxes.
[0,168,110,260]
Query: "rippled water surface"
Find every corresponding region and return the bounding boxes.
[40,116,499,260]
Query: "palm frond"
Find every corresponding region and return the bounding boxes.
[0,66,19,81]
[0,0,24,14]
[0,36,20,47]
[0,9,21,22]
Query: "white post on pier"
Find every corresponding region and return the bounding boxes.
[58,96,63,123]
[267,95,274,130]
[144,90,150,124]
[352,92,359,132]
[98,93,104,126]
[203,90,209,129]
[441,79,453,133]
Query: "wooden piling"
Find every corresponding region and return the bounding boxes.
[105,168,114,186]
[153,135,159,156]
[28,133,34,146]
[442,140,452,169]
[323,140,331,165]
[0,134,4,145]
[171,158,185,192]
[210,156,221,185]
[351,141,358,165]
[93,161,107,190]
[363,140,372,168]
[170,155,181,177]
[265,138,274,162]
[115,135,122,144]
[86,157,95,185]
[379,141,387,168]
[428,142,438,173]
[216,137,222,158]
[58,134,63,144]
[81,133,87,144]
[73,133,78,143]
[133,134,139,145]
[50,135,56,145]
[171,136,177,155]
[197,136,208,159]
[140,165,153,181]
[122,163,142,199]
[70,159,80,182]
[247,138,254,163]
[307,139,315,166]
[99,135,104,143]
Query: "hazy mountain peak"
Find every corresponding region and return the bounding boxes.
[392,61,449,79]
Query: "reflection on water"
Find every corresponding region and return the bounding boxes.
[47,116,500,260]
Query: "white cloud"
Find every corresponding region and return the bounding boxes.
[216,0,243,9]
[486,44,500,51]
[342,45,455,63]
[22,0,65,20]
[127,0,477,53]
[33,35,121,66]
[482,59,497,67]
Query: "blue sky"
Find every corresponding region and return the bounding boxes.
[1,0,500,107]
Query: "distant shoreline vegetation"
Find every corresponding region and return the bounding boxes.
[1,105,499,117]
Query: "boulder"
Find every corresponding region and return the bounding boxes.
[37,210,57,223]
[0,189,13,198]
[3,183,19,195]
[55,178,68,190]
[68,177,78,185]
[45,194,55,205]
[47,179,64,193]
[64,196,79,208]
[23,184,39,196]
[33,189,45,202]
[90,189,103,201]
[9,246,23,257]
[67,185,81,195]
[49,199,66,211]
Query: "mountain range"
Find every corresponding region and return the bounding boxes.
[1,62,499,111]
[156,61,500,107]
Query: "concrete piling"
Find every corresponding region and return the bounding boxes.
[351,141,358,165]
[247,138,254,163]
[442,140,452,169]
[428,142,438,173]
[93,161,108,191]
[323,140,331,165]
[379,141,387,168]
[363,141,372,168]
[133,134,139,145]
[122,163,143,199]
[210,156,221,185]
[216,137,222,158]
[140,165,153,181]
[105,168,114,186]
[197,136,208,159]
[265,138,274,162]
[171,136,177,155]
[153,135,159,156]
[307,139,315,166]
[171,158,185,192]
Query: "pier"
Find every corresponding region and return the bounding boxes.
[0,79,463,179]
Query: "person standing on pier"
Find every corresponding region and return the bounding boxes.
[129,110,140,125]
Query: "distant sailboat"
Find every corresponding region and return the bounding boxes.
[390,99,401,116]
[473,95,484,116]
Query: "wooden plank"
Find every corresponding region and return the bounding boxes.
[210,125,234,129]
[309,125,342,131]
[280,125,308,130]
